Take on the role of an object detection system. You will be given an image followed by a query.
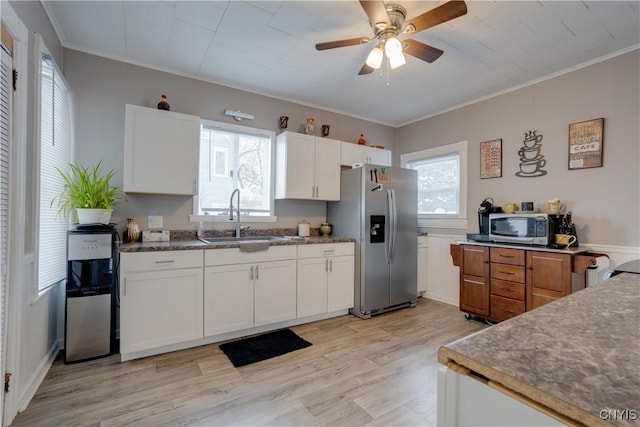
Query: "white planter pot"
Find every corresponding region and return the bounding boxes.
[76,208,111,225]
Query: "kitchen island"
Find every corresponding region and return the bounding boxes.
[438,272,640,426]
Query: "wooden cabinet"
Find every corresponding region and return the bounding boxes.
[119,250,204,360]
[451,243,603,323]
[297,243,355,317]
[459,245,490,317]
[489,248,525,322]
[417,236,428,293]
[124,104,200,195]
[204,246,297,336]
[341,142,391,167]
[526,251,572,311]
[275,131,341,200]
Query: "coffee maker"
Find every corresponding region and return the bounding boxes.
[479,197,502,234]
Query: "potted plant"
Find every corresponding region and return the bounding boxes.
[53,160,123,224]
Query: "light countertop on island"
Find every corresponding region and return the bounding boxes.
[438,272,640,426]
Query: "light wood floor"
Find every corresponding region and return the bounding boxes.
[11,299,486,427]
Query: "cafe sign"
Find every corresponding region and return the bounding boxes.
[568,118,604,170]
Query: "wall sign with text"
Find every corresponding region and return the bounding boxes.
[568,118,604,170]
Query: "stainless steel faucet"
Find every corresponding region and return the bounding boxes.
[229,188,241,237]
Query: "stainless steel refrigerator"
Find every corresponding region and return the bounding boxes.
[327,165,417,319]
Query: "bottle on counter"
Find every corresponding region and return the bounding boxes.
[157,93,170,111]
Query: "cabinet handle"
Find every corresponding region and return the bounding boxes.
[323,250,335,255]
[499,270,514,275]
[325,258,328,272]
[500,308,515,314]
[256,265,259,280]
[123,279,126,297]
[312,186,315,198]
[500,255,515,259]
[250,265,254,280]
[154,260,176,264]
[315,185,319,198]
[499,287,515,293]
[330,259,333,272]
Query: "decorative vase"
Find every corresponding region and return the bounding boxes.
[76,208,111,225]
[319,223,332,236]
[157,93,170,111]
[304,118,317,135]
[357,134,366,145]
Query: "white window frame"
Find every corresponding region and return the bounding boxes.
[34,34,73,296]
[401,140,468,229]
[190,119,276,223]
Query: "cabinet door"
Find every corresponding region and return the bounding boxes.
[124,104,200,195]
[526,251,572,310]
[314,138,341,200]
[367,146,392,166]
[275,132,316,199]
[297,257,328,317]
[254,260,297,327]
[459,245,490,316]
[121,268,203,354]
[204,264,254,336]
[417,237,428,293]
[341,142,365,166]
[327,255,355,312]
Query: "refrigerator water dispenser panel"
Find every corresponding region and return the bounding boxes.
[370,215,385,243]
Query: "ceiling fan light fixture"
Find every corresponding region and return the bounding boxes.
[388,51,406,69]
[365,45,384,69]
[384,36,403,57]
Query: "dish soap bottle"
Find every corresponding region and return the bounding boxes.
[157,93,170,111]
[197,222,205,239]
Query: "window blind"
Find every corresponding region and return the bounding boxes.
[37,42,72,292]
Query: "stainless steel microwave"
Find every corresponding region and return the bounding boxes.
[489,213,552,246]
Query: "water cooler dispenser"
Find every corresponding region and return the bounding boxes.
[65,225,117,363]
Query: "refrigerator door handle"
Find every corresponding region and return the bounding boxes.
[386,189,393,264]
[390,188,397,263]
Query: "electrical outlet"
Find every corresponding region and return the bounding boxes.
[148,215,163,229]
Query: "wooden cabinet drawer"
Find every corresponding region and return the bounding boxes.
[490,248,525,266]
[491,279,525,300]
[490,295,525,322]
[491,263,525,283]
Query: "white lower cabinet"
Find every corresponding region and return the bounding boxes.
[120,250,204,358]
[204,246,297,337]
[297,243,355,317]
[417,236,428,293]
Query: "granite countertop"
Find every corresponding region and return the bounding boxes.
[119,236,355,252]
[438,273,640,426]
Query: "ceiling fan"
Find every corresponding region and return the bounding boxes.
[315,1,468,75]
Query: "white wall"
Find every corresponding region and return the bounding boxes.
[398,49,640,248]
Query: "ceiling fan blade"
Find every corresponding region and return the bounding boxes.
[358,63,374,75]
[315,37,370,51]
[359,0,389,30]
[403,39,444,63]
[402,1,468,34]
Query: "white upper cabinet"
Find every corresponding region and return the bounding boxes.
[275,131,341,201]
[124,104,200,195]
[341,142,392,167]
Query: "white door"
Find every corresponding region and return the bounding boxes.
[281,133,316,199]
[297,257,328,318]
[254,260,297,327]
[121,268,203,354]
[314,138,341,200]
[204,264,254,336]
[328,256,355,312]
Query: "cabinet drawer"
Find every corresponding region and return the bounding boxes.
[490,295,525,322]
[120,250,203,273]
[491,279,525,300]
[491,263,525,283]
[297,242,354,259]
[490,248,525,266]
[205,245,296,266]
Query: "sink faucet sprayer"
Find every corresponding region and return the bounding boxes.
[230,188,241,237]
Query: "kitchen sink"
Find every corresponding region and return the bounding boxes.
[198,236,289,244]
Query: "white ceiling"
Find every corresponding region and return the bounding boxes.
[43,1,640,126]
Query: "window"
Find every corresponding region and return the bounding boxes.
[401,141,467,229]
[192,120,274,221]
[35,35,72,293]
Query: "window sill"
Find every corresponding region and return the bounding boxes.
[418,217,468,229]
[189,215,277,223]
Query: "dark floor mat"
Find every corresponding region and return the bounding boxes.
[219,329,312,367]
